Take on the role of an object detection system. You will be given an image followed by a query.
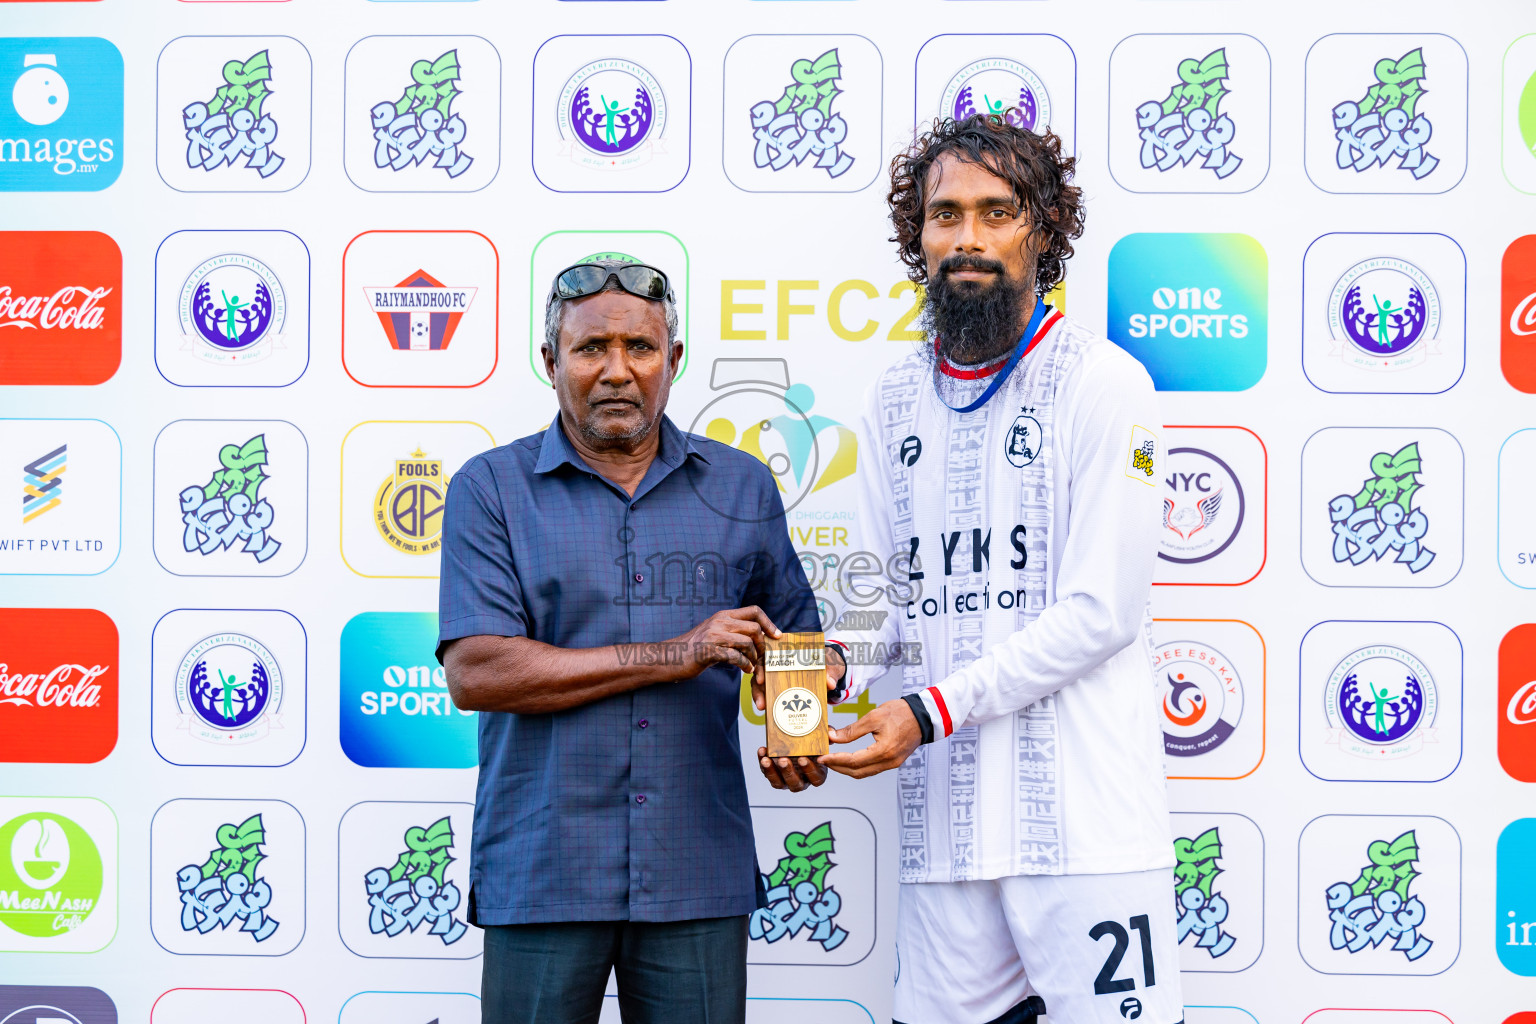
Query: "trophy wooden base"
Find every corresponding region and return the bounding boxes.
[763,631,829,758]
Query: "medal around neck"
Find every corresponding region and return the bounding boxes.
[763,631,829,758]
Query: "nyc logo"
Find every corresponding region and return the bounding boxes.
[0,38,122,191]
[1155,427,1268,586]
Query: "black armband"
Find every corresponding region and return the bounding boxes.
[901,693,935,745]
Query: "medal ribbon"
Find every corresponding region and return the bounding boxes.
[934,302,1060,413]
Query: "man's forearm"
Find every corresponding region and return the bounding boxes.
[445,635,683,714]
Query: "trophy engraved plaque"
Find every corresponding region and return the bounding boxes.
[763,631,828,758]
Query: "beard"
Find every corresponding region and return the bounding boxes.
[920,256,1034,366]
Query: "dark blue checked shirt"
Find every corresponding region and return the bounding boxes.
[437,414,818,925]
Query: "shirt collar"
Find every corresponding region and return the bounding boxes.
[534,413,711,476]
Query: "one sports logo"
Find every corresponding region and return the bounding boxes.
[1119,996,1143,1019]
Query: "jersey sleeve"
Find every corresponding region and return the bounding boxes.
[928,347,1164,733]
[435,458,530,663]
[825,378,906,704]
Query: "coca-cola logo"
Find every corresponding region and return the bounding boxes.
[1509,679,1536,726]
[0,662,110,708]
[0,285,113,331]
[1511,291,1536,338]
[0,232,121,385]
[0,609,118,763]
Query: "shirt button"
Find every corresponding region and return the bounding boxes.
[634,573,644,583]
[638,719,648,729]
[635,794,646,805]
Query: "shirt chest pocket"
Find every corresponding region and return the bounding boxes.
[684,560,751,610]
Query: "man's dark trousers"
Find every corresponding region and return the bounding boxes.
[481,916,748,1024]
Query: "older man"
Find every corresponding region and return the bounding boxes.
[437,257,825,1024]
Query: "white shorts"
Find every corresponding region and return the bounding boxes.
[893,868,1184,1024]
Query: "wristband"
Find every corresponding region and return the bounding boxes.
[901,693,935,745]
[825,641,849,704]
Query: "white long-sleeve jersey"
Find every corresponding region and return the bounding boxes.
[827,314,1175,883]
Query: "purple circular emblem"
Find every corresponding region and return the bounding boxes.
[570,83,655,156]
[953,83,1037,132]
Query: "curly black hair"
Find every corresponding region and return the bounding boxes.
[887,112,1085,297]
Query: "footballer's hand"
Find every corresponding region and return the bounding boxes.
[756,748,829,791]
[819,698,922,779]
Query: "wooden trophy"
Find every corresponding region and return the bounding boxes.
[763,631,829,758]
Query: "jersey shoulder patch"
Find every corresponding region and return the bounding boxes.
[1124,424,1159,485]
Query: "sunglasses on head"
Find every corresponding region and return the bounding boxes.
[553,262,675,304]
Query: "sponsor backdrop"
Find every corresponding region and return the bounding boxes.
[0,0,1533,1021]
